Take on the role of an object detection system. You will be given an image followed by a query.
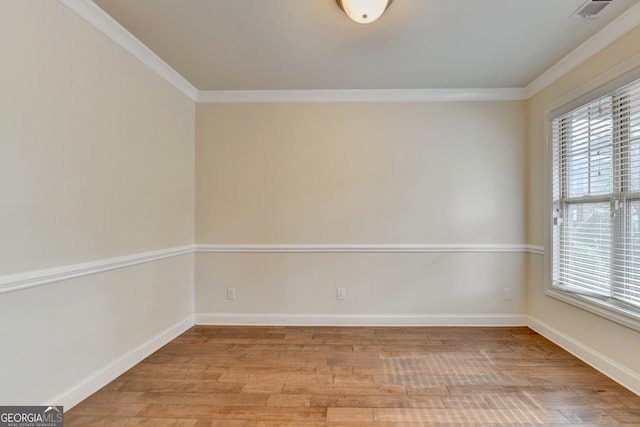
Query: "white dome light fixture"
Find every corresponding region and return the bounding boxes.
[336,0,393,24]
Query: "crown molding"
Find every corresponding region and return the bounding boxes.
[196,88,527,103]
[57,0,640,104]
[57,0,198,102]
[525,1,640,98]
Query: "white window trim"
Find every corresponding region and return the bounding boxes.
[544,53,640,332]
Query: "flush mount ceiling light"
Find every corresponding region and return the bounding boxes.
[336,0,393,24]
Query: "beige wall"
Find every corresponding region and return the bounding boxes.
[195,252,526,318]
[0,1,195,405]
[0,1,195,275]
[196,101,527,318]
[526,25,640,386]
[197,102,525,244]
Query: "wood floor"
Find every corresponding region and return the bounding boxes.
[66,326,640,426]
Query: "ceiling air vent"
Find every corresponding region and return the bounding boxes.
[574,0,613,18]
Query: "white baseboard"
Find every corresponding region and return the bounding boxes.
[195,313,528,327]
[528,316,640,396]
[44,315,194,409]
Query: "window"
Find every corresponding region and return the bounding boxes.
[550,72,640,327]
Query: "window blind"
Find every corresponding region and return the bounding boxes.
[552,76,640,312]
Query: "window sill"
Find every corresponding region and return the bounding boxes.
[545,287,640,332]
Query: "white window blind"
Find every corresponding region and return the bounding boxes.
[552,76,640,314]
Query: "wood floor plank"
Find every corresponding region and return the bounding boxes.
[136,405,327,422]
[241,383,285,394]
[218,372,333,385]
[64,415,201,426]
[266,393,312,407]
[65,326,640,425]
[373,407,571,424]
[118,379,245,394]
[326,407,374,423]
[282,383,408,396]
[311,394,446,409]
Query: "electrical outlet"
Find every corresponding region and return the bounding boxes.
[503,288,511,301]
[337,288,346,300]
[227,287,236,300]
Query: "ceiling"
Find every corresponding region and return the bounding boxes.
[91,0,640,91]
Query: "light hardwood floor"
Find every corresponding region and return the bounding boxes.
[66,326,640,426]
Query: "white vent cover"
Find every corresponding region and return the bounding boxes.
[574,0,613,17]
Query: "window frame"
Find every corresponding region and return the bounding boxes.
[544,59,640,332]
